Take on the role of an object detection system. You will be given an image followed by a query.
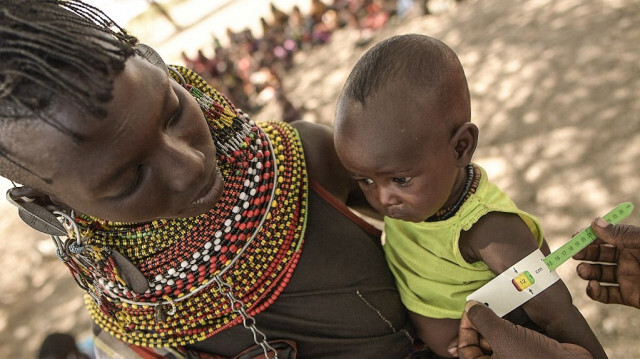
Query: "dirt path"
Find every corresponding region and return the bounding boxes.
[1,0,638,357]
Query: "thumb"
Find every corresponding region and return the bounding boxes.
[465,302,576,359]
[591,218,640,249]
[465,302,515,343]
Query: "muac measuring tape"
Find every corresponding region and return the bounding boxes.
[467,202,634,317]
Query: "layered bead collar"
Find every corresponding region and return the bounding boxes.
[62,67,309,347]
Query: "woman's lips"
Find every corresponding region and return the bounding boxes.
[192,167,224,206]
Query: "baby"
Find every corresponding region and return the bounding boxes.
[0,2,414,357]
[334,34,607,358]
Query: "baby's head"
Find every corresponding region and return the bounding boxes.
[0,0,221,222]
[334,34,478,222]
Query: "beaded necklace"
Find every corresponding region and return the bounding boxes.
[426,164,481,222]
[58,67,309,348]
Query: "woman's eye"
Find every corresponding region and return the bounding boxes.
[166,99,184,128]
[358,178,374,186]
[118,165,144,199]
[393,177,412,185]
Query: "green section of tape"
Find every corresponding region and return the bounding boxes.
[543,202,634,271]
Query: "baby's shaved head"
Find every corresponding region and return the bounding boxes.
[336,34,470,130]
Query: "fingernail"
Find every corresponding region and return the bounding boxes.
[576,263,586,276]
[594,217,609,228]
[465,300,480,313]
[448,346,458,357]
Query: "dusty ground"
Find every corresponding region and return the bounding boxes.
[1,0,639,357]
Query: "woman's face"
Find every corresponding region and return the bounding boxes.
[6,56,222,222]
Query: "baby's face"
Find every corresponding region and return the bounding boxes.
[7,56,222,222]
[335,86,461,222]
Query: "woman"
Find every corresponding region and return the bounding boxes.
[0,1,414,358]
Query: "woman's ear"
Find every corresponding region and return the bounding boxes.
[7,186,71,212]
[134,43,168,72]
[6,186,70,236]
[450,123,479,166]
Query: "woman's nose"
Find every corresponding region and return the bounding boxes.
[160,140,206,192]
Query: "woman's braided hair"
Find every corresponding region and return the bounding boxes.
[0,0,138,182]
[0,0,138,121]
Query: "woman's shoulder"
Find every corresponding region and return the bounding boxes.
[290,120,355,203]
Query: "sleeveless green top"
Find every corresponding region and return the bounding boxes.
[383,165,543,319]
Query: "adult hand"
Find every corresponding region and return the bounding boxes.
[573,217,640,309]
[455,301,592,359]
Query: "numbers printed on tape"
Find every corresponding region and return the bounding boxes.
[543,202,634,271]
[468,202,634,317]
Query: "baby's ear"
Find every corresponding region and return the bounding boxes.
[450,123,478,166]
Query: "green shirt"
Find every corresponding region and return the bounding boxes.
[383,165,543,319]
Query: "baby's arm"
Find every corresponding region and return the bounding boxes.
[462,212,607,359]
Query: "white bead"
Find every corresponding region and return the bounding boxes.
[180,272,186,279]
[168,268,176,276]
[215,231,222,238]
[167,279,174,286]
[240,192,247,200]
[250,189,257,196]
[214,238,221,245]
[181,260,189,268]
[193,252,201,259]
[155,274,163,281]
[202,249,209,255]
[204,242,212,249]
[203,255,210,262]
[243,201,249,209]
[224,219,232,226]
[224,226,231,233]
[232,206,240,213]
[235,214,241,221]
[155,284,162,291]
[254,175,260,182]
[256,162,262,169]
[191,264,198,271]
[214,245,221,251]
[244,179,251,187]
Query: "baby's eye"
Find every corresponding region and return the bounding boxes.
[358,178,374,186]
[393,177,412,185]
